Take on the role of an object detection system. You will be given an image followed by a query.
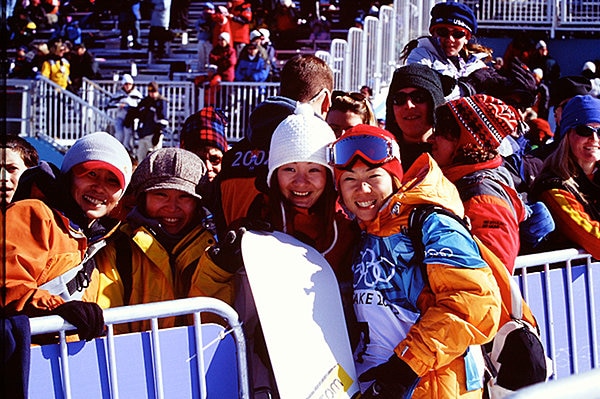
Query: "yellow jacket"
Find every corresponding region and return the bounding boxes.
[93,221,216,332]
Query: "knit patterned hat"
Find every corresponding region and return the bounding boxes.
[180,107,228,153]
[267,103,336,187]
[443,94,519,151]
[429,1,477,36]
[130,148,208,200]
[61,131,133,190]
[559,95,600,139]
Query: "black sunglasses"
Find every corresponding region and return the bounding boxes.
[332,90,367,102]
[574,125,600,137]
[392,90,429,106]
[435,27,467,39]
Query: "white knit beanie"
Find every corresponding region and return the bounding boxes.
[267,103,336,187]
[61,131,133,190]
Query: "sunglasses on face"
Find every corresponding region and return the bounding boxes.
[435,27,467,39]
[332,90,367,102]
[574,125,600,137]
[392,90,429,106]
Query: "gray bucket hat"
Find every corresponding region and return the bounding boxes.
[130,148,207,200]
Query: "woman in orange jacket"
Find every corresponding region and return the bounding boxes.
[2,132,132,341]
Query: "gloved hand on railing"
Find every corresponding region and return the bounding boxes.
[52,300,105,341]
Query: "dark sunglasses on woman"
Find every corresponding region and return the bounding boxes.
[435,27,467,39]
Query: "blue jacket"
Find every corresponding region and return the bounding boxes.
[235,54,269,82]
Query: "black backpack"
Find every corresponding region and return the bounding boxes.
[407,205,551,396]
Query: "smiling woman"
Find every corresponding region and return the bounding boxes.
[531,94,600,259]
[92,147,218,332]
[3,132,133,342]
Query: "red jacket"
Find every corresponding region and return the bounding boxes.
[443,156,526,274]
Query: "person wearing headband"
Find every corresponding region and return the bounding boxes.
[330,124,501,398]
[531,95,600,259]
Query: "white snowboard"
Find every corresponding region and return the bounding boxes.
[242,230,359,399]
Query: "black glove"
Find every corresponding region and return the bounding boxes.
[52,301,105,341]
[207,227,246,274]
[358,355,419,399]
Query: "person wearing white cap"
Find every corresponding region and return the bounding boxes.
[581,61,600,98]
[209,31,237,81]
[107,73,143,153]
[196,103,361,398]
[4,132,133,342]
[529,38,560,88]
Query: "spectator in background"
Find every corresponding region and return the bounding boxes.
[148,0,172,58]
[235,41,269,82]
[531,95,600,259]
[9,45,37,79]
[531,67,551,120]
[7,9,38,47]
[582,61,600,98]
[403,1,538,110]
[118,0,142,50]
[529,39,561,90]
[59,15,82,45]
[170,0,191,31]
[532,75,593,161]
[229,0,252,55]
[67,43,101,94]
[41,39,71,89]
[1,135,39,205]
[195,2,215,70]
[107,74,143,154]
[133,81,168,161]
[359,85,373,101]
[194,64,222,106]
[93,148,216,333]
[209,31,237,82]
[526,118,554,151]
[272,0,299,50]
[326,90,377,137]
[259,28,280,81]
[5,132,132,341]
[211,5,232,47]
[180,106,229,183]
[385,63,449,170]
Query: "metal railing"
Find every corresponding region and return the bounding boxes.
[28,297,250,399]
[513,248,599,379]
[196,81,281,142]
[83,77,196,147]
[33,76,115,147]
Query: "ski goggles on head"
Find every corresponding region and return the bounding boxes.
[327,134,400,167]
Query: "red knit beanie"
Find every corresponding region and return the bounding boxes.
[444,94,519,152]
[332,124,403,187]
